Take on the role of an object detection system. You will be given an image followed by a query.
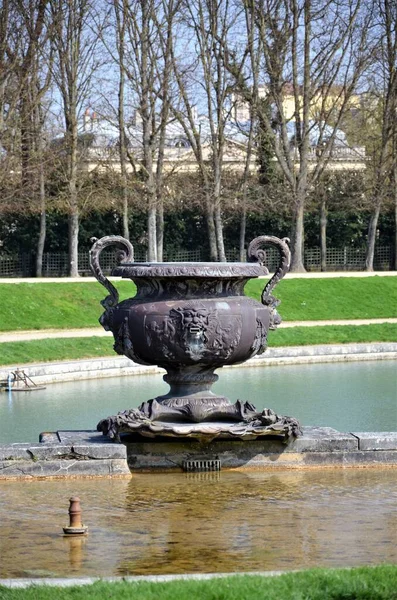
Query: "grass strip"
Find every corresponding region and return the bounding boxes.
[269,322,397,346]
[0,565,396,600]
[0,277,396,331]
[0,324,396,366]
[0,337,115,366]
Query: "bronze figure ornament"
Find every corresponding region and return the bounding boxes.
[90,235,301,442]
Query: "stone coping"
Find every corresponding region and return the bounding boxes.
[0,430,130,479]
[0,571,291,588]
[0,571,296,588]
[0,342,396,386]
[1,428,396,479]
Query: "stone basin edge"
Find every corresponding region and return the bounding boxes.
[0,342,396,387]
[1,428,397,479]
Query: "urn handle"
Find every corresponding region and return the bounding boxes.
[89,235,134,318]
[247,236,291,328]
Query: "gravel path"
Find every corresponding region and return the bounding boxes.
[0,271,396,284]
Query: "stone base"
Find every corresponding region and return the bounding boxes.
[96,401,302,442]
[124,427,397,471]
[0,429,396,479]
[110,420,300,442]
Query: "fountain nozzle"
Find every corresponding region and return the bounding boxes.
[63,497,88,536]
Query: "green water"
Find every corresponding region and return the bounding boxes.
[0,360,396,443]
[0,470,396,578]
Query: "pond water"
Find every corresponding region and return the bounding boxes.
[0,469,396,578]
[0,360,396,443]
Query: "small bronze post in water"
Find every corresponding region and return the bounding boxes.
[63,497,88,535]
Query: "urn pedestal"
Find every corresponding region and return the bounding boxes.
[90,235,301,442]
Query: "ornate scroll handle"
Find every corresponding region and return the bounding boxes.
[247,236,291,306]
[89,235,134,311]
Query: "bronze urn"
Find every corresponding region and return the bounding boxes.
[90,235,301,441]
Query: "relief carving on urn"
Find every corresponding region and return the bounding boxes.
[89,234,301,442]
[145,304,242,362]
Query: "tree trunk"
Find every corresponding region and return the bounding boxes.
[147,190,157,261]
[214,204,226,262]
[239,204,247,262]
[156,199,164,261]
[390,151,397,271]
[393,156,397,271]
[290,195,306,272]
[320,196,327,272]
[20,96,33,190]
[119,122,130,240]
[122,189,129,239]
[365,203,381,272]
[34,97,46,277]
[36,163,46,277]
[117,9,129,241]
[68,209,79,277]
[394,193,397,271]
[212,155,226,262]
[239,113,254,263]
[205,194,218,261]
[68,130,79,276]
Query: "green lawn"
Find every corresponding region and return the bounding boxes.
[0,277,396,332]
[0,282,127,331]
[244,276,397,321]
[0,324,395,366]
[0,336,114,366]
[0,565,396,600]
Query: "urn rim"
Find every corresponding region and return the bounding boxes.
[113,261,268,279]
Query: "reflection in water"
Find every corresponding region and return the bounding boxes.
[63,536,87,572]
[0,469,396,578]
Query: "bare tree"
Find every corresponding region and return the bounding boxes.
[106,0,178,261]
[0,1,53,275]
[168,0,242,261]
[49,0,102,276]
[17,0,53,276]
[365,0,397,270]
[221,0,374,270]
